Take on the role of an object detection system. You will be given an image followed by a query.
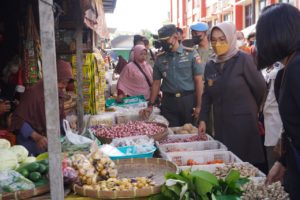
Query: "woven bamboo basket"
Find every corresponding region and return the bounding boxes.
[0,184,50,200]
[72,158,177,199]
[95,122,169,144]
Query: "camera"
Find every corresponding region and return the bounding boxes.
[153,40,162,49]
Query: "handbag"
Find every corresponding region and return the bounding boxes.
[274,132,286,158]
[133,61,161,105]
[273,52,300,167]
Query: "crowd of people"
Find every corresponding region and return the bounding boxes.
[0,2,298,199]
[117,3,300,199]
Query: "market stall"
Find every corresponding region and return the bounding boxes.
[0,0,292,200]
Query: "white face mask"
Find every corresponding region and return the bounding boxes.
[236,40,244,48]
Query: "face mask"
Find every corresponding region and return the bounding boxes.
[236,40,244,48]
[212,41,230,56]
[248,41,254,46]
[192,35,202,45]
[161,41,173,52]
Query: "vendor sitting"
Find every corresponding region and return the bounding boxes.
[116,45,153,102]
[10,60,73,156]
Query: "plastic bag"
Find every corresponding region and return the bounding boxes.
[99,144,125,157]
[63,120,93,145]
[0,170,35,193]
[147,114,169,126]
[110,135,154,147]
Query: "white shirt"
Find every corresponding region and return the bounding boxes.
[261,62,283,146]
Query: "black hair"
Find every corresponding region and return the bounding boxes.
[256,3,300,69]
[176,27,183,34]
[133,35,144,45]
[247,32,256,40]
[143,38,149,46]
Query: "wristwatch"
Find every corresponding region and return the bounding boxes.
[148,101,155,107]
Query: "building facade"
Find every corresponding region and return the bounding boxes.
[170,0,299,38]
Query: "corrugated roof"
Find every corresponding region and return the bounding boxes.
[103,0,117,13]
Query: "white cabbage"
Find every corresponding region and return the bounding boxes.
[10,145,29,163]
[0,149,18,170]
[0,139,11,149]
[22,156,36,164]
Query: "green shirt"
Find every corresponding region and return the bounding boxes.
[153,44,204,93]
[196,47,214,64]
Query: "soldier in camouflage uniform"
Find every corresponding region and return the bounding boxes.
[141,24,206,133]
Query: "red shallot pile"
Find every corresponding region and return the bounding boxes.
[91,121,165,138]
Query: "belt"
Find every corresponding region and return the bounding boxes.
[163,91,194,98]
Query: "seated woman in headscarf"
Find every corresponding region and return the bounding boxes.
[10,60,73,156]
[117,44,153,101]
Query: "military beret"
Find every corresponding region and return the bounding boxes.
[190,22,209,32]
[158,24,177,40]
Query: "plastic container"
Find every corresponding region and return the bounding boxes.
[158,140,227,159]
[110,145,156,160]
[89,113,116,127]
[183,162,265,177]
[157,133,214,145]
[166,150,242,170]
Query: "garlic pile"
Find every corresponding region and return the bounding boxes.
[82,177,156,191]
[241,180,289,200]
[214,163,260,178]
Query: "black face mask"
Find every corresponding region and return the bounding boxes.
[192,36,202,45]
[161,41,173,52]
[249,41,254,46]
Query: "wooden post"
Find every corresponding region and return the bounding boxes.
[75,0,84,132]
[38,0,64,199]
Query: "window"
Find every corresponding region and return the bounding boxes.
[245,4,253,27]
[279,0,294,4]
[223,13,231,22]
[259,0,266,12]
[214,18,218,25]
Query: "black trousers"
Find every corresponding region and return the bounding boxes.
[160,93,195,127]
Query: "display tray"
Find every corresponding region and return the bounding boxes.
[72,158,177,199]
[158,140,227,159]
[166,150,243,170]
[156,133,214,145]
[184,162,266,178]
[94,122,168,144]
[110,145,157,160]
[0,184,50,200]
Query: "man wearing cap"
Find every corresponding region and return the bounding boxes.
[140,24,206,133]
[190,22,214,136]
[190,22,213,65]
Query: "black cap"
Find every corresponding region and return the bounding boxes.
[158,24,177,40]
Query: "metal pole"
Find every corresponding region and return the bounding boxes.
[38,0,64,199]
[75,0,84,132]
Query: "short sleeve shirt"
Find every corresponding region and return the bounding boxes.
[153,44,204,93]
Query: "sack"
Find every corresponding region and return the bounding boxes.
[114,55,128,74]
